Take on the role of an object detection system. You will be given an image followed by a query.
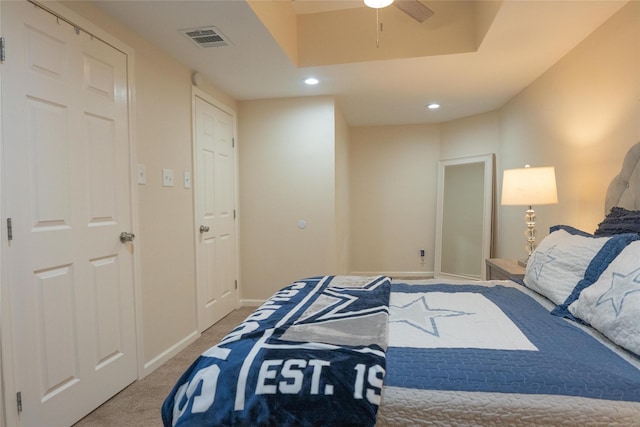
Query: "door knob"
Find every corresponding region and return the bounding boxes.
[199,225,210,233]
[120,232,135,243]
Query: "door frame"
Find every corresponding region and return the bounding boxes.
[0,2,142,425]
[191,86,241,333]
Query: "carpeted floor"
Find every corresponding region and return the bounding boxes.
[73,306,255,427]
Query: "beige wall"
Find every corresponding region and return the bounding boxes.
[61,1,238,373]
[440,112,501,161]
[134,37,197,368]
[496,1,640,258]
[347,113,500,278]
[348,1,638,274]
[349,125,440,276]
[238,96,340,300]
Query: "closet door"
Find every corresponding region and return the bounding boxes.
[2,2,137,425]
[194,93,239,331]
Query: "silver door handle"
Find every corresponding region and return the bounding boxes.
[120,232,135,243]
[199,225,210,233]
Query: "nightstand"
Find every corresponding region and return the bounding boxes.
[485,258,526,281]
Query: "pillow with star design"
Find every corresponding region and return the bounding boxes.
[523,225,639,309]
[568,240,640,356]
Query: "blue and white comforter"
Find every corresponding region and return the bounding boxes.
[162,275,390,427]
[377,279,640,426]
[162,276,640,426]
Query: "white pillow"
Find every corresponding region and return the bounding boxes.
[524,228,609,305]
[568,240,640,355]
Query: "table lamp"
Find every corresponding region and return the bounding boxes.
[501,165,558,266]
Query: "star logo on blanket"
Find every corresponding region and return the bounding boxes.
[295,277,389,325]
[596,267,640,317]
[389,296,472,337]
[529,245,557,280]
[280,276,390,348]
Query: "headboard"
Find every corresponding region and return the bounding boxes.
[605,141,640,213]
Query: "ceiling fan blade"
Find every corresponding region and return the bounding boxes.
[394,0,434,23]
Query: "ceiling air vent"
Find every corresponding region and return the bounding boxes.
[180,26,230,48]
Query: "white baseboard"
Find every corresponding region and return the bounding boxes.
[239,272,435,307]
[349,271,435,279]
[141,329,200,378]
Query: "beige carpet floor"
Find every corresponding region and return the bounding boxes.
[73,306,255,427]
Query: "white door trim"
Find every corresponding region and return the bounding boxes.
[0,1,142,425]
[191,86,241,333]
[0,3,4,426]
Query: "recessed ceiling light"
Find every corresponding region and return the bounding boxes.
[426,103,440,110]
[304,77,319,85]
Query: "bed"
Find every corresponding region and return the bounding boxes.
[162,141,640,426]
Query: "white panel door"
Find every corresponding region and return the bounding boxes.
[1,2,137,425]
[194,95,238,331]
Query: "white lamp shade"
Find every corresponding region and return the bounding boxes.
[364,0,394,8]
[501,166,558,206]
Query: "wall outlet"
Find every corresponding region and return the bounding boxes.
[162,168,174,187]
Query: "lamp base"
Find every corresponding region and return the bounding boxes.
[518,258,528,268]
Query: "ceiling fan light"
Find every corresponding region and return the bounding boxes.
[364,0,394,9]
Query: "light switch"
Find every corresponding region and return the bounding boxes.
[184,171,192,189]
[137,164,146,185]
[162,168,174,187]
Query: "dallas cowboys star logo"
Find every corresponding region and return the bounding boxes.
[596,267,640,317]
[390,296,472,337]
[294,277,389,325]
[529,245,557,280]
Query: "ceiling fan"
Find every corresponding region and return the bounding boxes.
[364,0,434,23]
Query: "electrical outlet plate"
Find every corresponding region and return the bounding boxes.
[162,168,174,187]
